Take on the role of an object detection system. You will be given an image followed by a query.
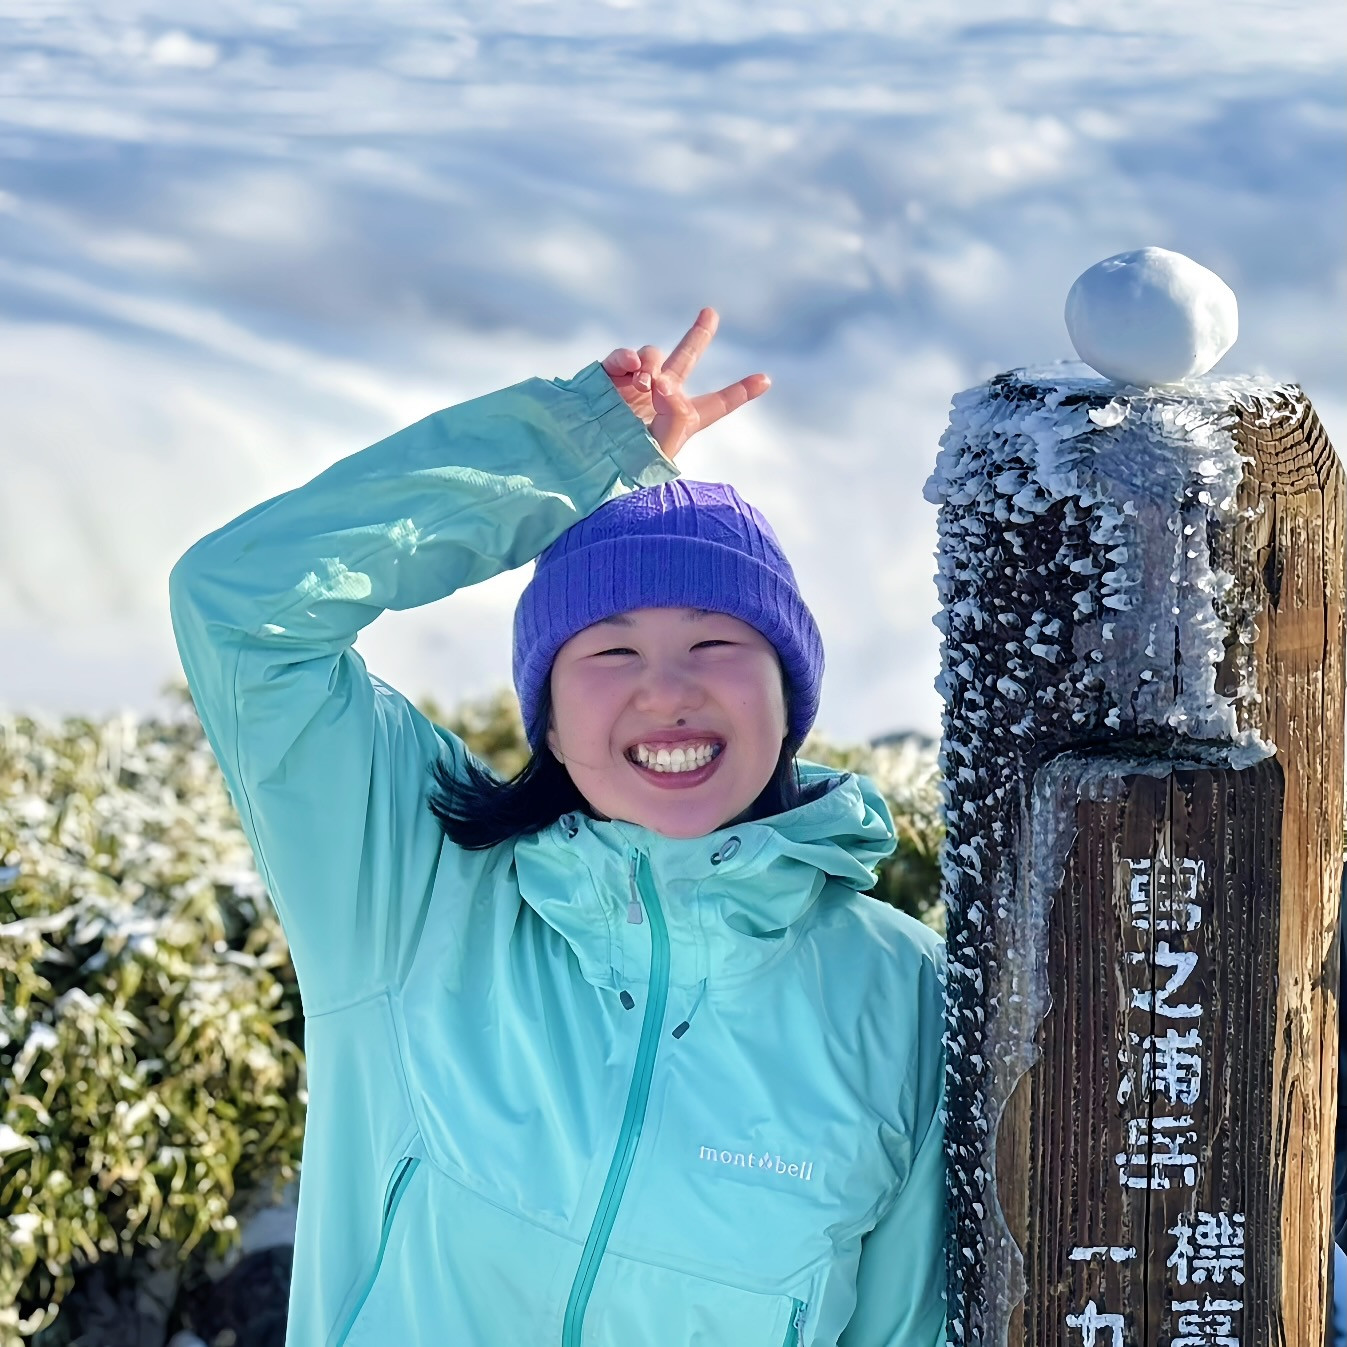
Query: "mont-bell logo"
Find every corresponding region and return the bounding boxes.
[698,1144,816,1183]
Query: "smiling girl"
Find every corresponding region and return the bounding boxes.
[170,309,946,1346]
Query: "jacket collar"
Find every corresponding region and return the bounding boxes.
[511,764,897,993]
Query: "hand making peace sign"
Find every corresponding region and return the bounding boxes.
[600,308,771,461]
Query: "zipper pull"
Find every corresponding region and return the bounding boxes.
[627,855,644,924]
[671,978,707,1040]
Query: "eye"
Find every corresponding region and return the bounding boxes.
[693,640,734,649]
[593,646,637,657]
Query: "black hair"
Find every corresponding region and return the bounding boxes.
[427,688,829,851]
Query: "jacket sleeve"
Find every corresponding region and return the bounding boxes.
[839,940,948,1347]
[168,361,677,1015]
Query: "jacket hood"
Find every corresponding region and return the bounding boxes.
[512,762,897,994]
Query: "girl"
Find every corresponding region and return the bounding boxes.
[170,309,946,1346]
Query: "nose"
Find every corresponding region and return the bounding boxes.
[632,658,706,717]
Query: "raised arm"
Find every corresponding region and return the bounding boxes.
[168,311,771,1015]
[169,363,676,1013]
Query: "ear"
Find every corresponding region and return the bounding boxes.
[546,722,563,763]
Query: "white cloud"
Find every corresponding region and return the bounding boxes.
[173,170,329,247]
[0,0,1341,744]
[148,31,220,70]
[382,36,479,80]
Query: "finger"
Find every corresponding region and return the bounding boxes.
[634,345,663,392]
[652,372,688,405]
[602,348,641,377]
[650,373,695,457]
[689,372,771,429]
[661,307,719,383]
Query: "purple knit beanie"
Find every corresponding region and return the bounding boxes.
[512,480,824,752]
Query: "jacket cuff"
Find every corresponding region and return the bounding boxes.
[559,360,681,489]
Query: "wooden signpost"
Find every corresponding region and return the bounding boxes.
[927,371,1345,1344]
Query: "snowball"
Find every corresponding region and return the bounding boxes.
[1064,247,1238,386]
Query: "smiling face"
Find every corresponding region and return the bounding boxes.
[546,606,789,839]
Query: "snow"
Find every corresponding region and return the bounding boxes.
[0,1122,34,1155]
[7,1211,41,1247]
[1065,248,1239,386]
[929,363,1283,749]
[0,0,1341,742]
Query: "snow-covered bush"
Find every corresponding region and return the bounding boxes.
[0,704,305,1345]
[0,690,943,1344]
[800,730,945,932]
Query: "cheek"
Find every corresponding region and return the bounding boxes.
[720,660,788,737]
[768,667,788,729]
[550,667,621,748]
[547,670,580,749]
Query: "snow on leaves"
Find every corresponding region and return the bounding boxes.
[0,704,306,1342]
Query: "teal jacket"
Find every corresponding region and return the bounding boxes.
[169,362,947,1347]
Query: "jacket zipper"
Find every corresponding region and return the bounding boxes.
[333,1155,421,1347]
[782,1298,807,1346]
[560,852,670,1346]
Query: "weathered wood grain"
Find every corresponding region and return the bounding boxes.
[1023,761,1282,1341]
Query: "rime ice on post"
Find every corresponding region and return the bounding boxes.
[926,251,1345,1345]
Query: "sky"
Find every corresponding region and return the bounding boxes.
[1,1,1343,744]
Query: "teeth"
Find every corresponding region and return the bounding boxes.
[631,742,722,773]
